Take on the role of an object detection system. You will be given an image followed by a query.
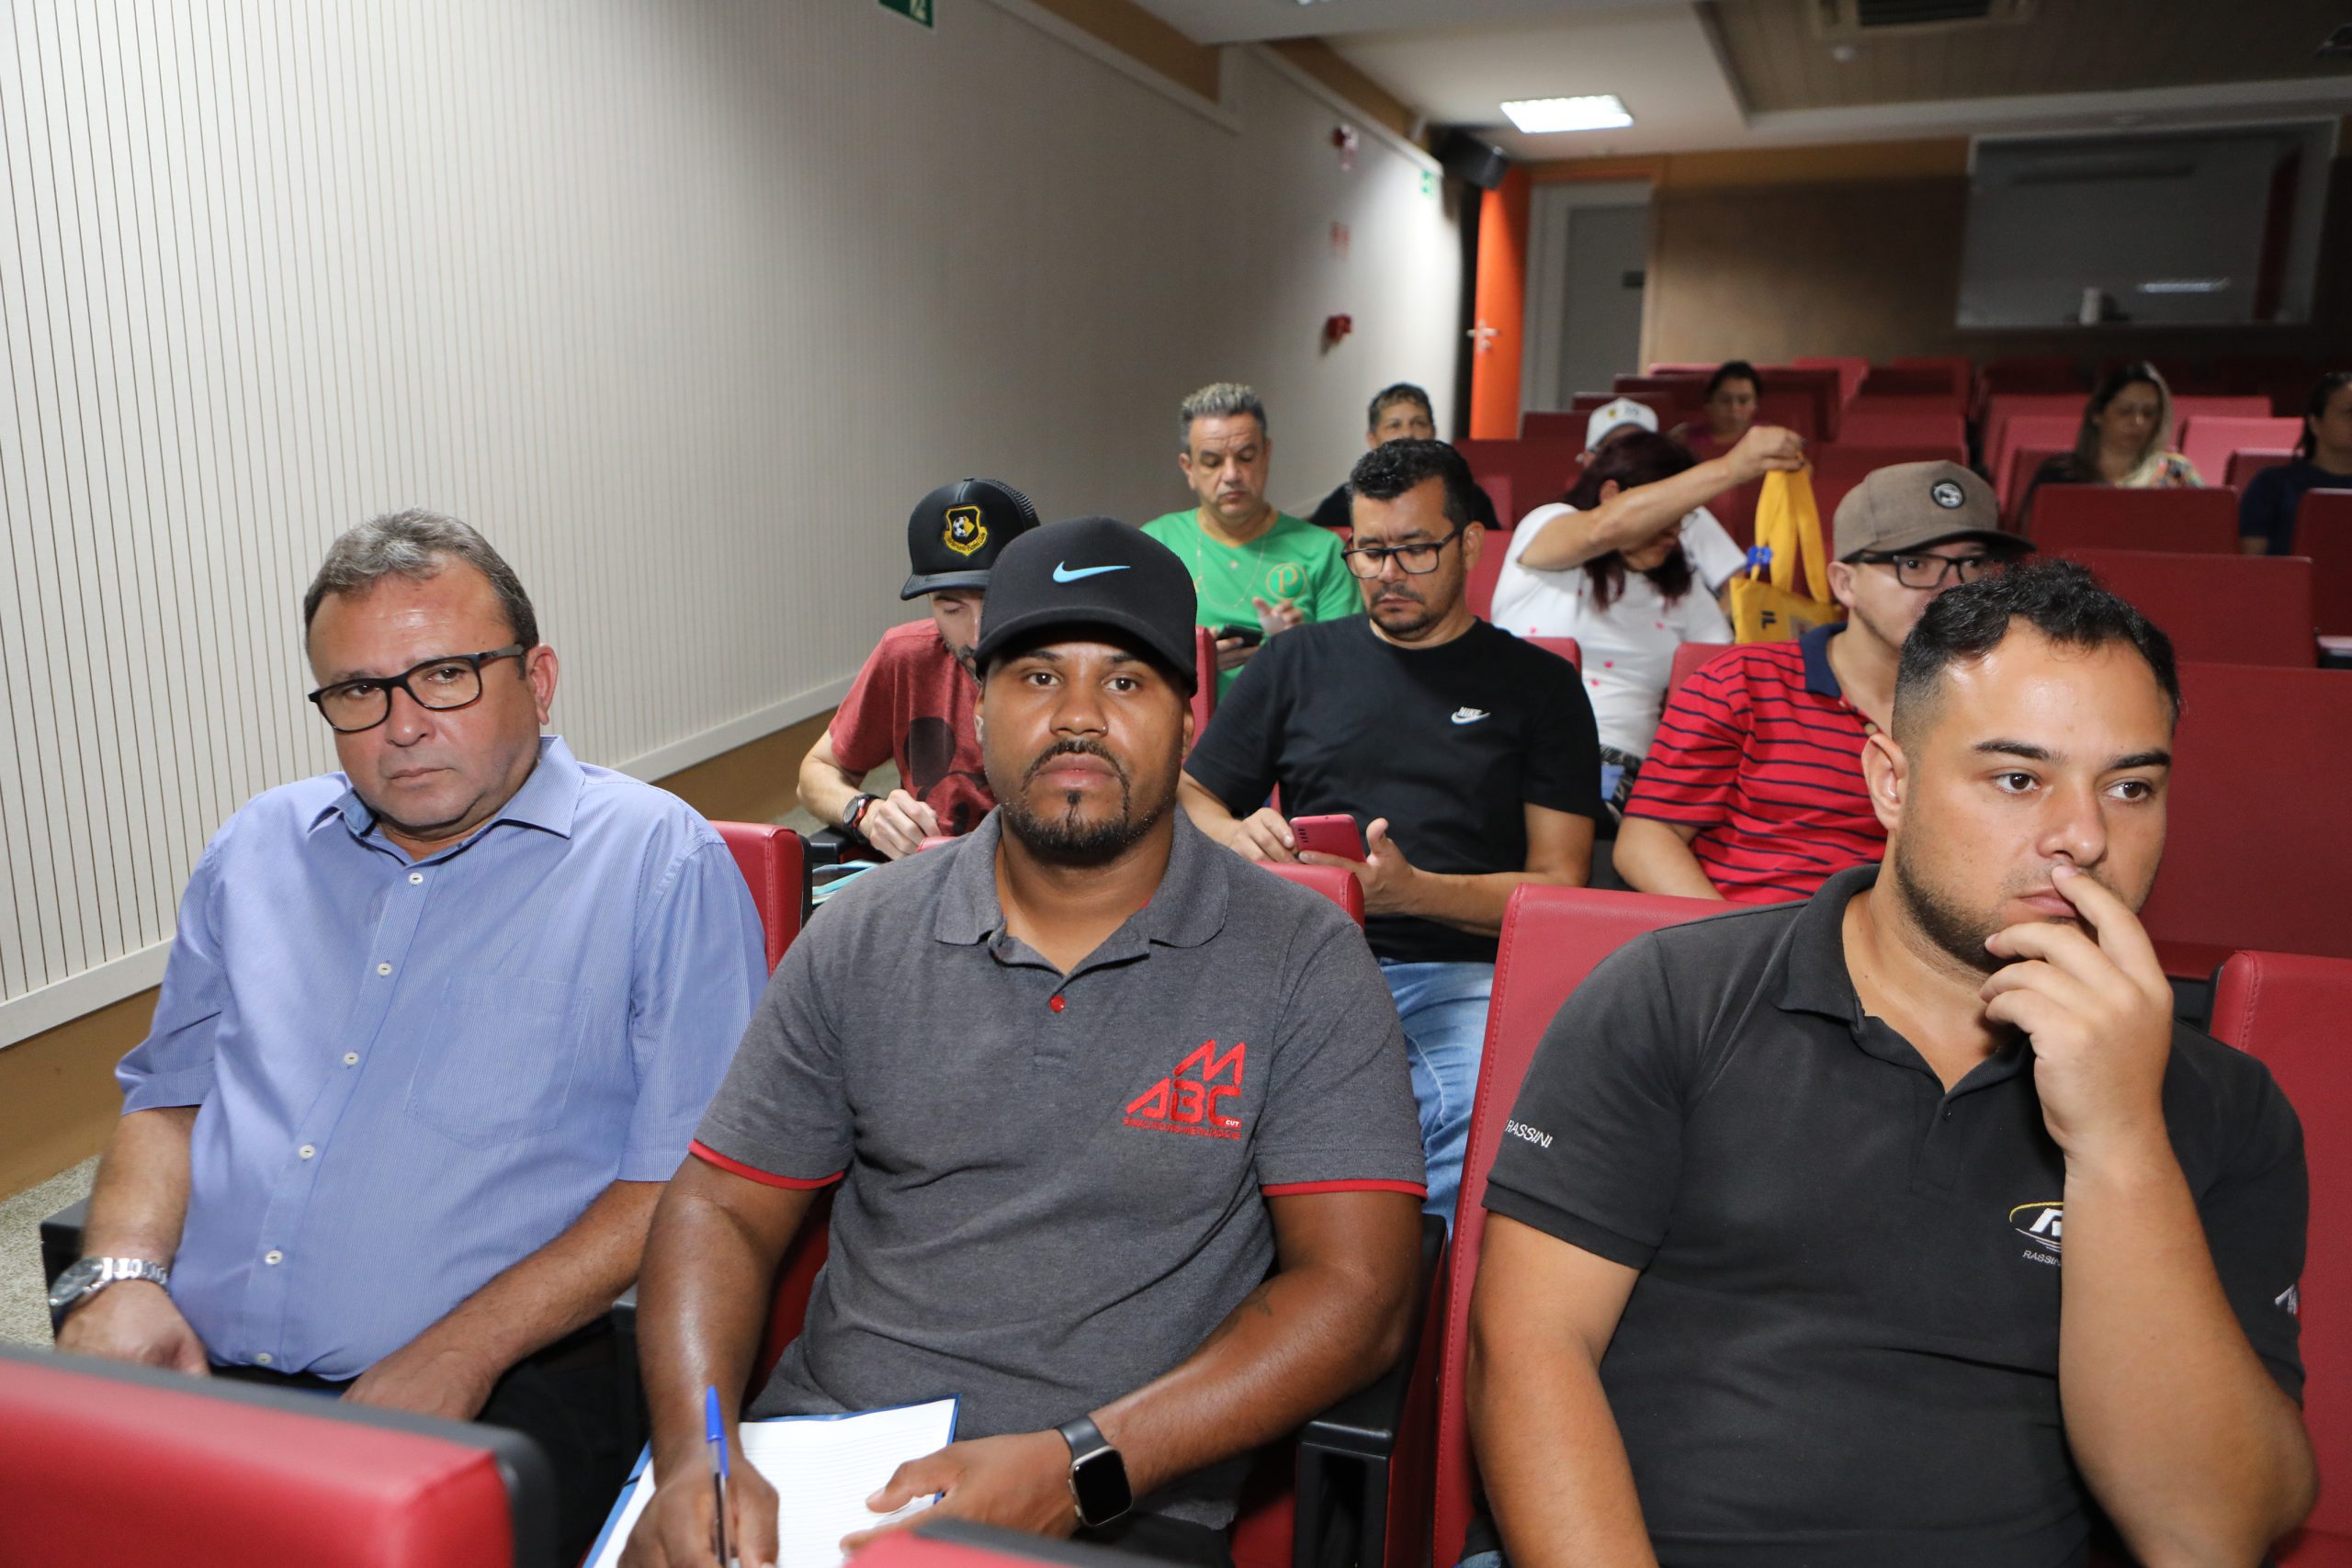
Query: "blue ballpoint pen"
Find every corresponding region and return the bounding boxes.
[706,1385,733,1568]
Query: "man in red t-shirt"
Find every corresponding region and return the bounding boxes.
[1615,462,2028,903]
[798,479,1039,857]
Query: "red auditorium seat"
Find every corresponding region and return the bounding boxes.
[2180,415,2302,482]
[2209,950,2352,1568]
[1985,397,2086,484]
[2137,662,2352,976]
[2169,395,2275,446]
[0,1343,555,1568]
[2029,487,2241,555]
[1430,885,1723,1568]
[2007,445,2073,526]
[1667,639,1732,696]
[1792,355,1869,409]
[2297,491,2352,637]
[1835,405,1966,449]
[691,863,1440,1568]
[1455,437,1584,522]
[1754,386,1823,442]
[1518,411,1583,442]
[1193,626,1218,742]
[1467,525,1512,621]
[2228,448,2295,491]
[2057,549,2315,667]
[1484,472,1515,533]
[713,820,806,972]
[1529,636,1580,669]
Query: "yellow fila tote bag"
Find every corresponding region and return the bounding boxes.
[1728,468,1845,644]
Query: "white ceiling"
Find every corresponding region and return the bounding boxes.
[1130,0,2352,160]
[1122,0,1642,46]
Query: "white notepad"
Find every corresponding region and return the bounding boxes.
[585,1398,961,1568]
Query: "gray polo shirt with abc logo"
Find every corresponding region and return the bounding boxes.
[692,810,1427,1528]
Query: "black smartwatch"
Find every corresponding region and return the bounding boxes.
[1056,1414,1132,1529]
[842,793,878,834]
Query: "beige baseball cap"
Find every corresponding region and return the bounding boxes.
[1832,460,2019,561]
[1585,397,1659,453]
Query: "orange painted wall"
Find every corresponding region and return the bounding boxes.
[1468,166,1532,440]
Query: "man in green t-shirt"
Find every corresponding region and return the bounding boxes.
[1143,381,1361,696]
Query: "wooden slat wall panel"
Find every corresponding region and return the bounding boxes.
[0,0,1460,1030]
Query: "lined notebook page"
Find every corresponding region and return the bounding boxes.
[590,1399,959,1568]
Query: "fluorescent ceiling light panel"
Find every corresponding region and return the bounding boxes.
[1500,96,1634,134]
[2136,278,2231,294]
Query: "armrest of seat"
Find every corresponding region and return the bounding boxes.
[1291,1213,1447,1568]
[804,829,865,868]
[40,1197,90,1291]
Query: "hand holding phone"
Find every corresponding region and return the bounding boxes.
[1288,814,1366,863]
[1215,624,1264,649]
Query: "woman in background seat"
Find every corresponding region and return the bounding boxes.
[2024,361,2201,527]
[2239,369,2352,555]
[1490,426,1802,819]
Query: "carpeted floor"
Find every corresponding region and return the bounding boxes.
[0,1156,94,1349]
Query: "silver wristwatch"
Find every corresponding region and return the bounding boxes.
[48,1257,171,1332]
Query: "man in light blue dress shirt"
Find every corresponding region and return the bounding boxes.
[51,511,766,1556]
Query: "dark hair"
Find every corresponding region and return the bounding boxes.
[1560,430,1698,609]
[1706,360,1762,400]
[1894,558,2179,741]
[2073,361,2172,476]
[1368,382,1433,432]
[2295,369,2352,461]
[1350,437,1474,532]
[303,510,539,649]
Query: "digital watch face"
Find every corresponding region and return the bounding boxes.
[1070,1447,1132,1527]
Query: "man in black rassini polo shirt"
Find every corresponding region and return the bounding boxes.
[1469,558,2313,1568]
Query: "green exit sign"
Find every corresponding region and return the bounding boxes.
[879,0,933,26]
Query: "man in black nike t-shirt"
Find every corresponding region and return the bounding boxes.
[1180,439,1603,1223]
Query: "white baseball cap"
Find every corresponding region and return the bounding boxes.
[1585,397,1660,453]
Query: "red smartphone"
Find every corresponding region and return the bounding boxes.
[1289,814,1366,863]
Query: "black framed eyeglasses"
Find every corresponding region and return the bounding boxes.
[1341,531,1464,580]
[307,645,527,734]
[1854,551,2002,590]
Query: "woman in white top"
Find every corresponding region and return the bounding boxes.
[1490,423,1805,817]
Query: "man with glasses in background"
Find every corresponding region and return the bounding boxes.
[1180,440,1603,1223]
[1614,461,2031,904]
[51,510,765,1561]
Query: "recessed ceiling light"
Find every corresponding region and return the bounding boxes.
[2137,278,2232,295]
[1500,96,1634,134]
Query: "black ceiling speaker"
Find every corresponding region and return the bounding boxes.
[1434,129,1510,191]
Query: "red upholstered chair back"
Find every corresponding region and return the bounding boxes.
[2209,951,2352,1558]
[2057,549,2314,667]
[1985,399,2086,486]
[1454,438,1585,523]
[2227,448,2294,491]
[1518,412,1584,442]
[1529,636,1581,669]
[1431,885,1723,1566]
[1834,407,1965,449]
[1484,472,1515,534]
[2030,487,2241,555]
[1467,525,1512,621]
[2298,490,2352,637]
[1261,861,1365,926]
[1193,626,1218,743]
[1667,639,1732,697]
[2138,662,2352,964]
[0,1344,548,1568]
[714,821,806,973]
[2168,395,2275,445]
[2179,415,2303,482]
[2006,443,2074,526]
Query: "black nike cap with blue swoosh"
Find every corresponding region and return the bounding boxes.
[974,516,1199,690]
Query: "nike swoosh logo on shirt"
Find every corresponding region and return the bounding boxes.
[1451,707,1491,725]
[1052,562,1130,582]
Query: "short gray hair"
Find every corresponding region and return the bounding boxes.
[1179,382,1268,450]
[302,509,539,649]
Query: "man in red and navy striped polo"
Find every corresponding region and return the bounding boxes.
[1614,462,2028,904]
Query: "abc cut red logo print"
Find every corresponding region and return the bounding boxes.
[1125,1041,1248,1140]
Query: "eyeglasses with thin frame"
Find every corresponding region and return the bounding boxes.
[1342,530,1464,580]
[307,645,527,734]
[1854,550,2003,591]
